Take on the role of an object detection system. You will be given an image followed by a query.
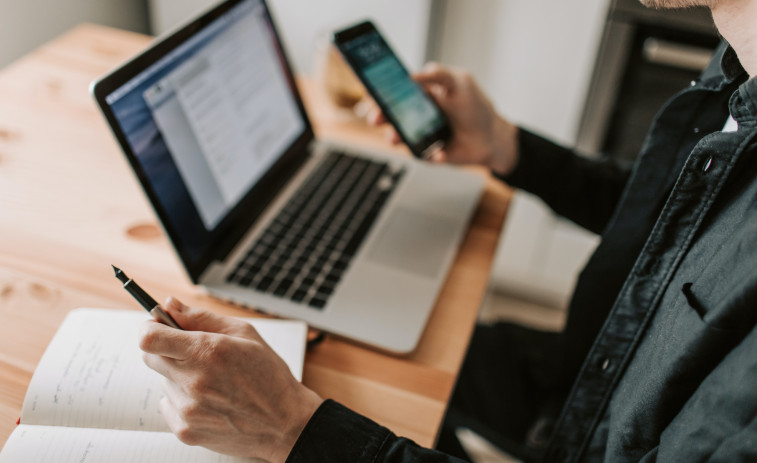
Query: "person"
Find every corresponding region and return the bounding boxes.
[139,0,757,461]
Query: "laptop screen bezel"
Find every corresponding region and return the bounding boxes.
[91,0,314,283]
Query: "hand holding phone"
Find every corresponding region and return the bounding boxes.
[333,21,452,159]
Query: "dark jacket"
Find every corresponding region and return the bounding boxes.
[287,44,757,463]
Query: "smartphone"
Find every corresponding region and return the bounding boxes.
[333,21,451,159]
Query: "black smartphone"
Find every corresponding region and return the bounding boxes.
[333,21,451,159]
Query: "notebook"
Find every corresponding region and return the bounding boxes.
[0,308,306,462]
[91,0,483,353]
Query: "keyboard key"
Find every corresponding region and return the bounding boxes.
[308,297,327,309]
[256,276,274,291]
[292,290,308,302]
[273,283,290,297]
[226,152,402,309]
[325,272,342,284]
[317,284,335,297]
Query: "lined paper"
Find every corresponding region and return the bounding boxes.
[19,308,306,433]
[0,425,258,462]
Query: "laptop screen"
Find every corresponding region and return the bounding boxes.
[95,0,312,280]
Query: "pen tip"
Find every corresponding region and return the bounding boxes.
[112,265,130,284]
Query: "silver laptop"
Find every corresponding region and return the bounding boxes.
[91,0,483,353]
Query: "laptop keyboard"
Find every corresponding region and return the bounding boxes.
[226,151,405,309]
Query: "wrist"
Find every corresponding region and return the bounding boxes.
[488,117,519,176]
[271,388,324,463]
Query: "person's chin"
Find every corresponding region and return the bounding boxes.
[639,0,716,9]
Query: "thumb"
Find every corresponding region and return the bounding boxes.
[414,62,454,88]
[163,297,258,339]
[428,150,448,164]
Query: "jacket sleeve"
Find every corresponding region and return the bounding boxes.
[498,129,631,234]
[286,400,467,463]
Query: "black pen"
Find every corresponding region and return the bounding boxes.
[111,265,183,330]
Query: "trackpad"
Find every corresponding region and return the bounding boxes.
[366,208,458,278]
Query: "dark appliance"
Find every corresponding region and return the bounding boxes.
[575,0,720,163]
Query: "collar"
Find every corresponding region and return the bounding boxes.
[729,75,757,127]
[698,41,755,128]
[720,45,746,82]
[698,41,747,90]
[722,43,756,127]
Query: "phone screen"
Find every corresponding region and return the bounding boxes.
[334,23,450,158]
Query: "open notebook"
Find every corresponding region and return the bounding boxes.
[0,308,307,462]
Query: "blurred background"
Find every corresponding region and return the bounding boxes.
[0,0,721,460]
[0,0,720,354]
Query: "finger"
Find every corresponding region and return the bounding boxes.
[139,320,195,360]
[354,97,383,125]
[162,376,196,408]
[142,350,179,380]
[159,394,182,429]
[159,394,201,446]
[164,297,258,339]
[366,105,386,126]
[414,62,455,90]
[384,127,401,145]
[161,378,228,432]
[428,150,447,164]
[391,131,401,145]
[426,83,449,101]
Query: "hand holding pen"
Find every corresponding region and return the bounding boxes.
[112,265,183,329]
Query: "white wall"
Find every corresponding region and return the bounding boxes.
[104,0,609,146]
[0,0,149,70]
[434,0,609,305]
[149,0,433,76]
[436,0,610,146]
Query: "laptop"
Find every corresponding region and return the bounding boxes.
[91,0,483,353]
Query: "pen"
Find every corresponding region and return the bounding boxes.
[111,265,183,330]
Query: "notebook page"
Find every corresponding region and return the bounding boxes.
[0,425,255,462]
[20,308,306,432]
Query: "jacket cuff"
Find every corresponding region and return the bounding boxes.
[286,399,392,463]
[496,128,571,191]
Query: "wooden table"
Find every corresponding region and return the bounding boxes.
[0,24,510,449]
